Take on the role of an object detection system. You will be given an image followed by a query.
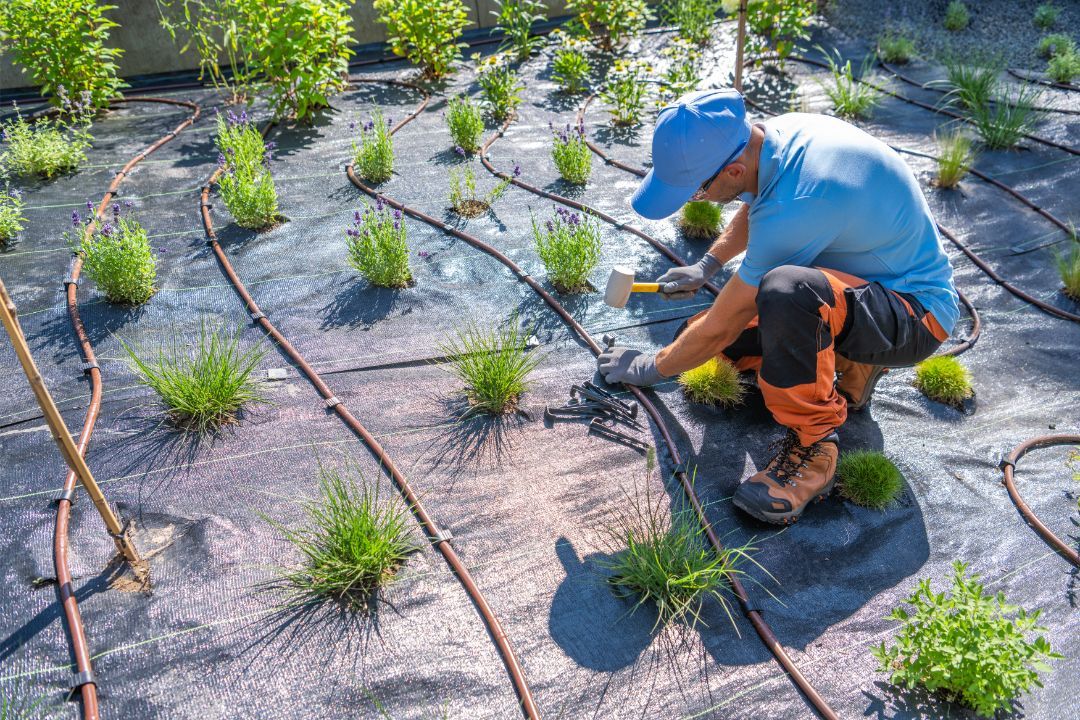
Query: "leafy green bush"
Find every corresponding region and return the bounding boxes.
[346,198,412,289]
[877,29,916,64]
[943,0,970,32]
[600,60,649,126]
[123,322,268,431]
[913,356,973,406]
[658,38,703,105]
[0,0,126,109]
[1056,235,1080,301]
[1033,2,1059,30]
[836,450,903,509]
[746,0,815,64]
[376,0,470,79]
[678,357,743,406]
[215,111,280,230]
[156,0,257,102]
[1036,33,1074,59]
[821,52,880,119]
[0,188,26,244]
[967,85,1043,149]
[71,204,157,305]
[492,0,547,60]
[550,122,592,185]
[265,459,418,611]
[678,201,723,239]
[552,46,591,94]
[448,163,518,217]
[934,130,975,189]
[476,56,524,122]
[873,561,1062,717]
[446,96,486,156]
[437,316,541,416]
[532,205,602,293]
[660,0,723,46]
[566,0,652,51]
[352,108,395,184]
[0,105,93,179]
[1047,50,1080,84]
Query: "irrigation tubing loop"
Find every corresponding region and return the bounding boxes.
[1006,67,1080,94]
[201,77,540,720]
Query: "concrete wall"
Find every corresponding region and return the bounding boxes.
[1,0,575,92]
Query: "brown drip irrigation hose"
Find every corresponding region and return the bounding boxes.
[56,95,201,720]
[201,78,540,720]
[1006,67,1080,93]
[999,435,1080,568]
[348,136,841,720]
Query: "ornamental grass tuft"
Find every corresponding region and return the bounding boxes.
[265,459,419,612]
[943,59,1000,111]
[345,197,412,289]
[821,51,880,119]
[678,200,724,239]
[437,315,541,416]
[70,203,156,305]
[943,0,969,32]
[0,104,93,179]
[913,355,973,406]
[1033,2,1059,30]
[872,560,1062,717]
[122,322,269,433]
[836,450,903,510]
[1056,233,1080,301]
[549,121,592,185]
[445,95,485,155]
[448,163,519,218]
[352,107,395,184]
[877,29,916,64]
[967,85,1043,150]
[0,188,26,244]
[933,130,976,189]
[215,110,280,230]
[678,357,744,406]
[532,205,602,293]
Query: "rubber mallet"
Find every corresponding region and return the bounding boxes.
[603,266,661,308]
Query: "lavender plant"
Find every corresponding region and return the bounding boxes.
[375,0,470,79]
[476,55,524,122]
[532,205,602,293]
[0,100,93,179]
[448,163,520,217]
[600,60,649,126]
[550,121,592,185]
[215,110,280,230]
[345,198,412,289]
[0,188,26,244]
[70,202,157,305]
[445,96,485,155]
[353,108,395,184]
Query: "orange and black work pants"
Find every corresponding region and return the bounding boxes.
[677,265,950,446]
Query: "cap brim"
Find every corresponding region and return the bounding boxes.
[630,168,698,220]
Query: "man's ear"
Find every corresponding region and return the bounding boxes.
[723,162,746,182]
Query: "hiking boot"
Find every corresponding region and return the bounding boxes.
[835,355,888,411]
[733,431,839,525]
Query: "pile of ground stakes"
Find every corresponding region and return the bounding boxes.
[1,18,1077,720]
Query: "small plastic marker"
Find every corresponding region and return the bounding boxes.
[266,368,288,381]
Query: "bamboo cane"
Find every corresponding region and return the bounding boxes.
[734,0,748,92]
[0,277,142,565]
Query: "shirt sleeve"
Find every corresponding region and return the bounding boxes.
[737,197,840,287]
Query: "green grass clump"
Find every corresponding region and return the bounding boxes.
[122,323,269,432]
[1056,233,1080,301]
[678,200,723,239]
[265,460,418,611]
[0,188,25,244]
[550,123,592,185]
[678,357,744,406]
[1047,50,1080,84]
[437,316,541,415]
[0,106,92,179]
[352,107,395,184]
[836,450,903,509]
[445,95,484,155]
[877,29,916,64]
[934,130,976,189]
[873,560,1062,717]
[532,206,602,293]
[345,198,412,289]
[821,52,880,119]
[71,206,156,305]
[943,59,1000,110]
[943,0,969,32]
[215,111,280,230]
[913,355,973,406]
[1033,2,1059,30]
[967,85,1043,149]
[1037,33,1074,59]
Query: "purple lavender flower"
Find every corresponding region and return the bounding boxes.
[568,212,581,226]
[354,210,362,222]
[392,209,402,220]
[112,203,120,217]
[346,228,359,237]
[362,119,374,132]
[9,188,21,199]
[386,117,393,127]
[217,153,227,167]
[393,220,400,230]
[512,163,521,178]
[86,200,94,212]
[239,109,248,125]
[124,200,134,208]
[226,110,239,126]
[100,222,113,237]
[71,210,81,227]
[418,250,430,258]
[454,145,466,157]
[545,220,554,233]
[375,196,384,212]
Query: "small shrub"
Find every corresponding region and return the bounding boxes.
[550,122,592,185]
[943,59,1000,110]
[600,60,649,126]
[934,130,976,189]
[678,201,724,239]
[872,561,1062,717]
[661,0,723,46]
[1047,50,1080,84]
[1036,33,1074,59]
[1056,234,1080,301]
[531,205,602,293]
[492,0,547,61]
[0,0,126,109]
[375,0,470,79]
[122,322,268,432]
[476,55,524,122]
[943,0,970,32]
[437,315,541,416]
[678,357,743,406]
[0,105,93,179]
[552,46,591,94]
[449,163,519,218]
[346,198,412,289]
[967,85,1043,150]
[216,122,280,231]
[265,460,418,611]
[155,0,259,103]
[877,29,916,64]
[445,95,485,155]
[0,188,26,244]
[821,52,880,119]
[1033,3,1059,30]
[566,0,653,51]
[70,203,156,305]
[835,450,903,509]
[745,0,815,65]
[352,108,395,184]
[913,355,973,406]
[658,38,703,105]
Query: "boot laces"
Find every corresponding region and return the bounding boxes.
[768,431,823,485]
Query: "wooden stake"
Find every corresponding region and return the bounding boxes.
[0,277,142,565]
[734,0,748,92]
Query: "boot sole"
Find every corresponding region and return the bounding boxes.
[841,367,889,412]
[733,476,837,525]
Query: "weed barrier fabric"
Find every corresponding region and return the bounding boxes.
[0,20,1077,720]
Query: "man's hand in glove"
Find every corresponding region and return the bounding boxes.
[596,347,667,387]
[655,253,722,300]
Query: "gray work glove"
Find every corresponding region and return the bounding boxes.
[596,347,666,387]
[656,253,722,300]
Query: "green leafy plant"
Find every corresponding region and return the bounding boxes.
[448,163,519,218]
[0,0,126,109]
[1047,50,1080,84]
[746,0,815,65]
[70,203,156,305]
[1036,33,1074,59]
[264,459,419,611]
[872,561,1062,717]
[1033,2,1059,30]
[942,58,1000,110]
[600,60,649,126]
[967,85,1043,149]
[678,356,743,406]
[877,28,916,64]
[566,0,652,51]
[437,315,541,416]
[446,95,485,155]
[821,52,880,119]
[122,322,269,432]
[678,201,723,239]
[375,0,470,79]
[943,0,970,32]
[492,0,547,60]
[0,188,26,244]
[552,46,591,94]
[1055,231,1080,301]
[913,355,973,406]
[345,198,412,289]
[933,130,976,189]
[352,108,395,184]
[0,105,93,179]
[549,122,592,185]
[215,110,280,230]
[658,38,702,105]
[660,0,723,46]
[532,205,602,293]
[155,0,258,102]
[476,55,524,122]
[835,450,903,509]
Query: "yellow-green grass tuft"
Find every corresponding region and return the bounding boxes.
[1056,236,1080,301]
[679,357,744,407]
[836,450,904,510]
[913,356,973,405]
[934,130,976,189]
[678,201,724,239]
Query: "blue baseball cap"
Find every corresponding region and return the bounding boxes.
[631,88,752,220]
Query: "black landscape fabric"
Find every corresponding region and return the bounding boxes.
[1,20,1078,720]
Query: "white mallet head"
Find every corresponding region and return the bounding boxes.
[604,266,636,308]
